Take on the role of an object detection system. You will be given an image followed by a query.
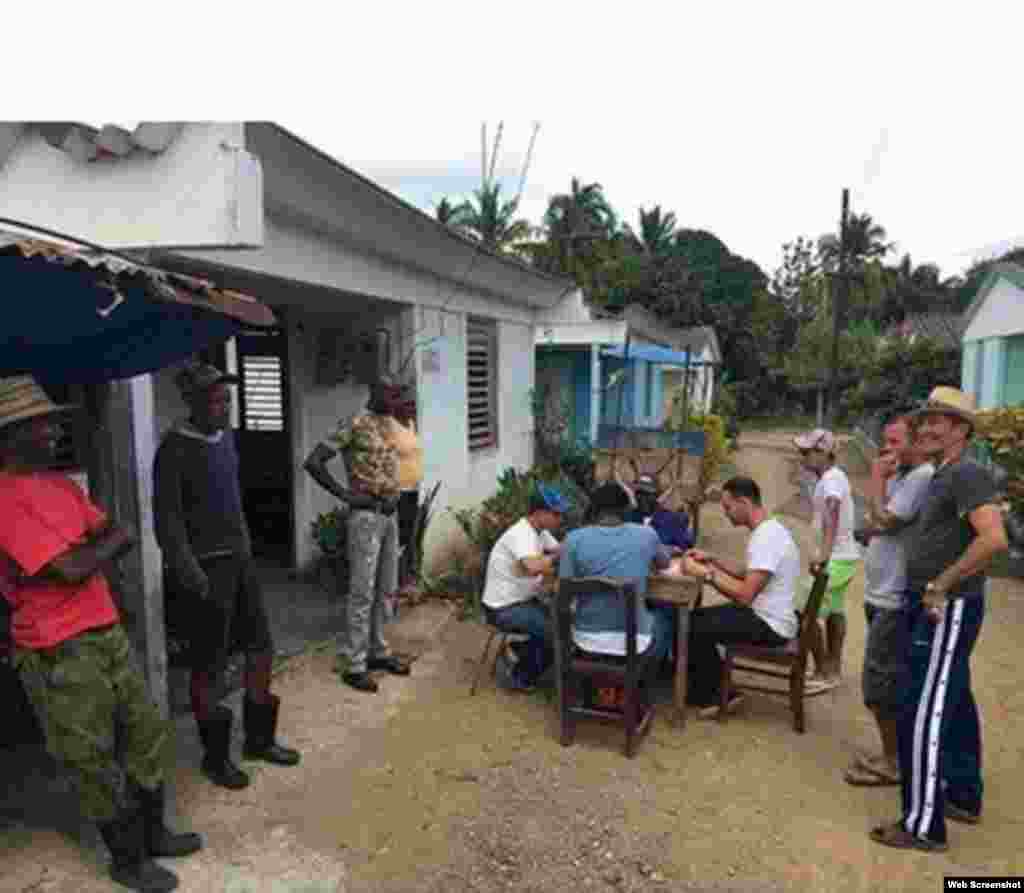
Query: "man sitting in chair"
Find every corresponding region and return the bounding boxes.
[683,476,801,717]
[481,484,567,691]
[618,473,695,552]
[558,482,675,663]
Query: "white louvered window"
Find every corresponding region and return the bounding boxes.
[242,355,284,432]
[467,318,498,451]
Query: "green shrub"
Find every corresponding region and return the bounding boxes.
[311,508,347,555]
[452,467,589,574]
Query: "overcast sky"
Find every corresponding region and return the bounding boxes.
[13,1,1022,280]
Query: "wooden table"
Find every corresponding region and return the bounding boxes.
[647,573,702,727]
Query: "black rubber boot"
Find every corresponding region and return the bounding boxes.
[242,694,301,766]
[98,807,178,892]
[197,705,250,790]
[136,783,203,858]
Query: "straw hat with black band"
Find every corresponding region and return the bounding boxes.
[0,375,73,432]
[912,386,977,433]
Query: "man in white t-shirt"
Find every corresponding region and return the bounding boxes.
[481,484,568,690]
[794,428,861,684]
[845,414,934,786]
[683,476,802,717]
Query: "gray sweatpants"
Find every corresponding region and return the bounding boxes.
[342,509,398,673]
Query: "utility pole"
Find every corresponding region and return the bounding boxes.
[827,188,849,426]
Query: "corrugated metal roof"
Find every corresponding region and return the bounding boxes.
[0,229,275,328]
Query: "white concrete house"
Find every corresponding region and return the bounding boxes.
[961,263,1024,409]
[1,121,573,584]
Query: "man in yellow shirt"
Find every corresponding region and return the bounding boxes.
[389,385,423,595]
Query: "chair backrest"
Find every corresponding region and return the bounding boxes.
[555,576,640,663]
[796,572,830,652]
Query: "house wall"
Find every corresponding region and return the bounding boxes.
[0,123,262,248]
[415,308,536,572]
[964,279,1024,342]
[660,345,715,418]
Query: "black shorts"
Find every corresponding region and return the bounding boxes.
[862,603,910,718]
[174,556,274,672]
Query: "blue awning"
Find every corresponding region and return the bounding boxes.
[0,231,276,384]
[601,344,692,365]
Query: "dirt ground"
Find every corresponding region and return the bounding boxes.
[4,433,1024,892]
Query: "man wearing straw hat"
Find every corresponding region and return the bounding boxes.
[871,387,1007,853]
[0,376,201,892]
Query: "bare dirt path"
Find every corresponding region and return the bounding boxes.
[4,434,1023,892]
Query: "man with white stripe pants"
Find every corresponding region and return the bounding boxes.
[871,387,1007,853]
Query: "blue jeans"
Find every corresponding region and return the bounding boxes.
[488,599,552,683]
[899,590,985,844]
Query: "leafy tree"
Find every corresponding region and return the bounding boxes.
[452,182,532,252]
[817,212,893,271]
[624,205,678,257]
[537,177,618,279]
[435,197,472,227]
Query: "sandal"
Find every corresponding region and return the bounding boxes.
[870,821,948,852]
[844,754,900,786]
[844,764,900,786]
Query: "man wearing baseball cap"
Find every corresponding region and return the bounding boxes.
[794,427,861,685]
[154,362,300,792]
[482,483,568,690]
[871,387,1007,853]
[0,376,201,891]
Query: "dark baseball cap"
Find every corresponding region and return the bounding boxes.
[175,362,239,399]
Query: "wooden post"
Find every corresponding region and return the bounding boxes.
[827,188,850,426]
[83,379,168,717]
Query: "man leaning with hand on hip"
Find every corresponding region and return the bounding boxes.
[871,387,1007,853]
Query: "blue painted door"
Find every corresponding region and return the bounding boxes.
[1005,335,1024,406]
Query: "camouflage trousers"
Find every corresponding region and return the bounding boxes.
[342,509,398,673]
[14,624,169,821]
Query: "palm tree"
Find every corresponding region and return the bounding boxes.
[435,197,472,228]
[818,212,893,270]
[454,182,532,252]
[541,177,617,276]
[624,205,678,257]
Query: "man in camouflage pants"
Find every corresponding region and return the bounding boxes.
[0,376,201,893]
[304,378,411,693]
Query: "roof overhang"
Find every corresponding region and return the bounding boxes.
[0,227,275,383]
[245,123,574,310]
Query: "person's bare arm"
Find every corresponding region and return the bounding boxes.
[519,555,557,577]
[687,549,747,578]
[43,523,137,586]
[930,504,1008,597]
[811,496,840,573]
[867,453,914,533]
[698,561,770,608]
[303,444,375,509]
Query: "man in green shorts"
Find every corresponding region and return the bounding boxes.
[794,428,862,685]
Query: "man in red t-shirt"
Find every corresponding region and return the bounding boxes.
[0,376,202,893]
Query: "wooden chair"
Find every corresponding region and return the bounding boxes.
[552,577,659,758]
[470,607,512,696]
[717,571,830,733]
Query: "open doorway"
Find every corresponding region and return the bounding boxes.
[215,320,295,566]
